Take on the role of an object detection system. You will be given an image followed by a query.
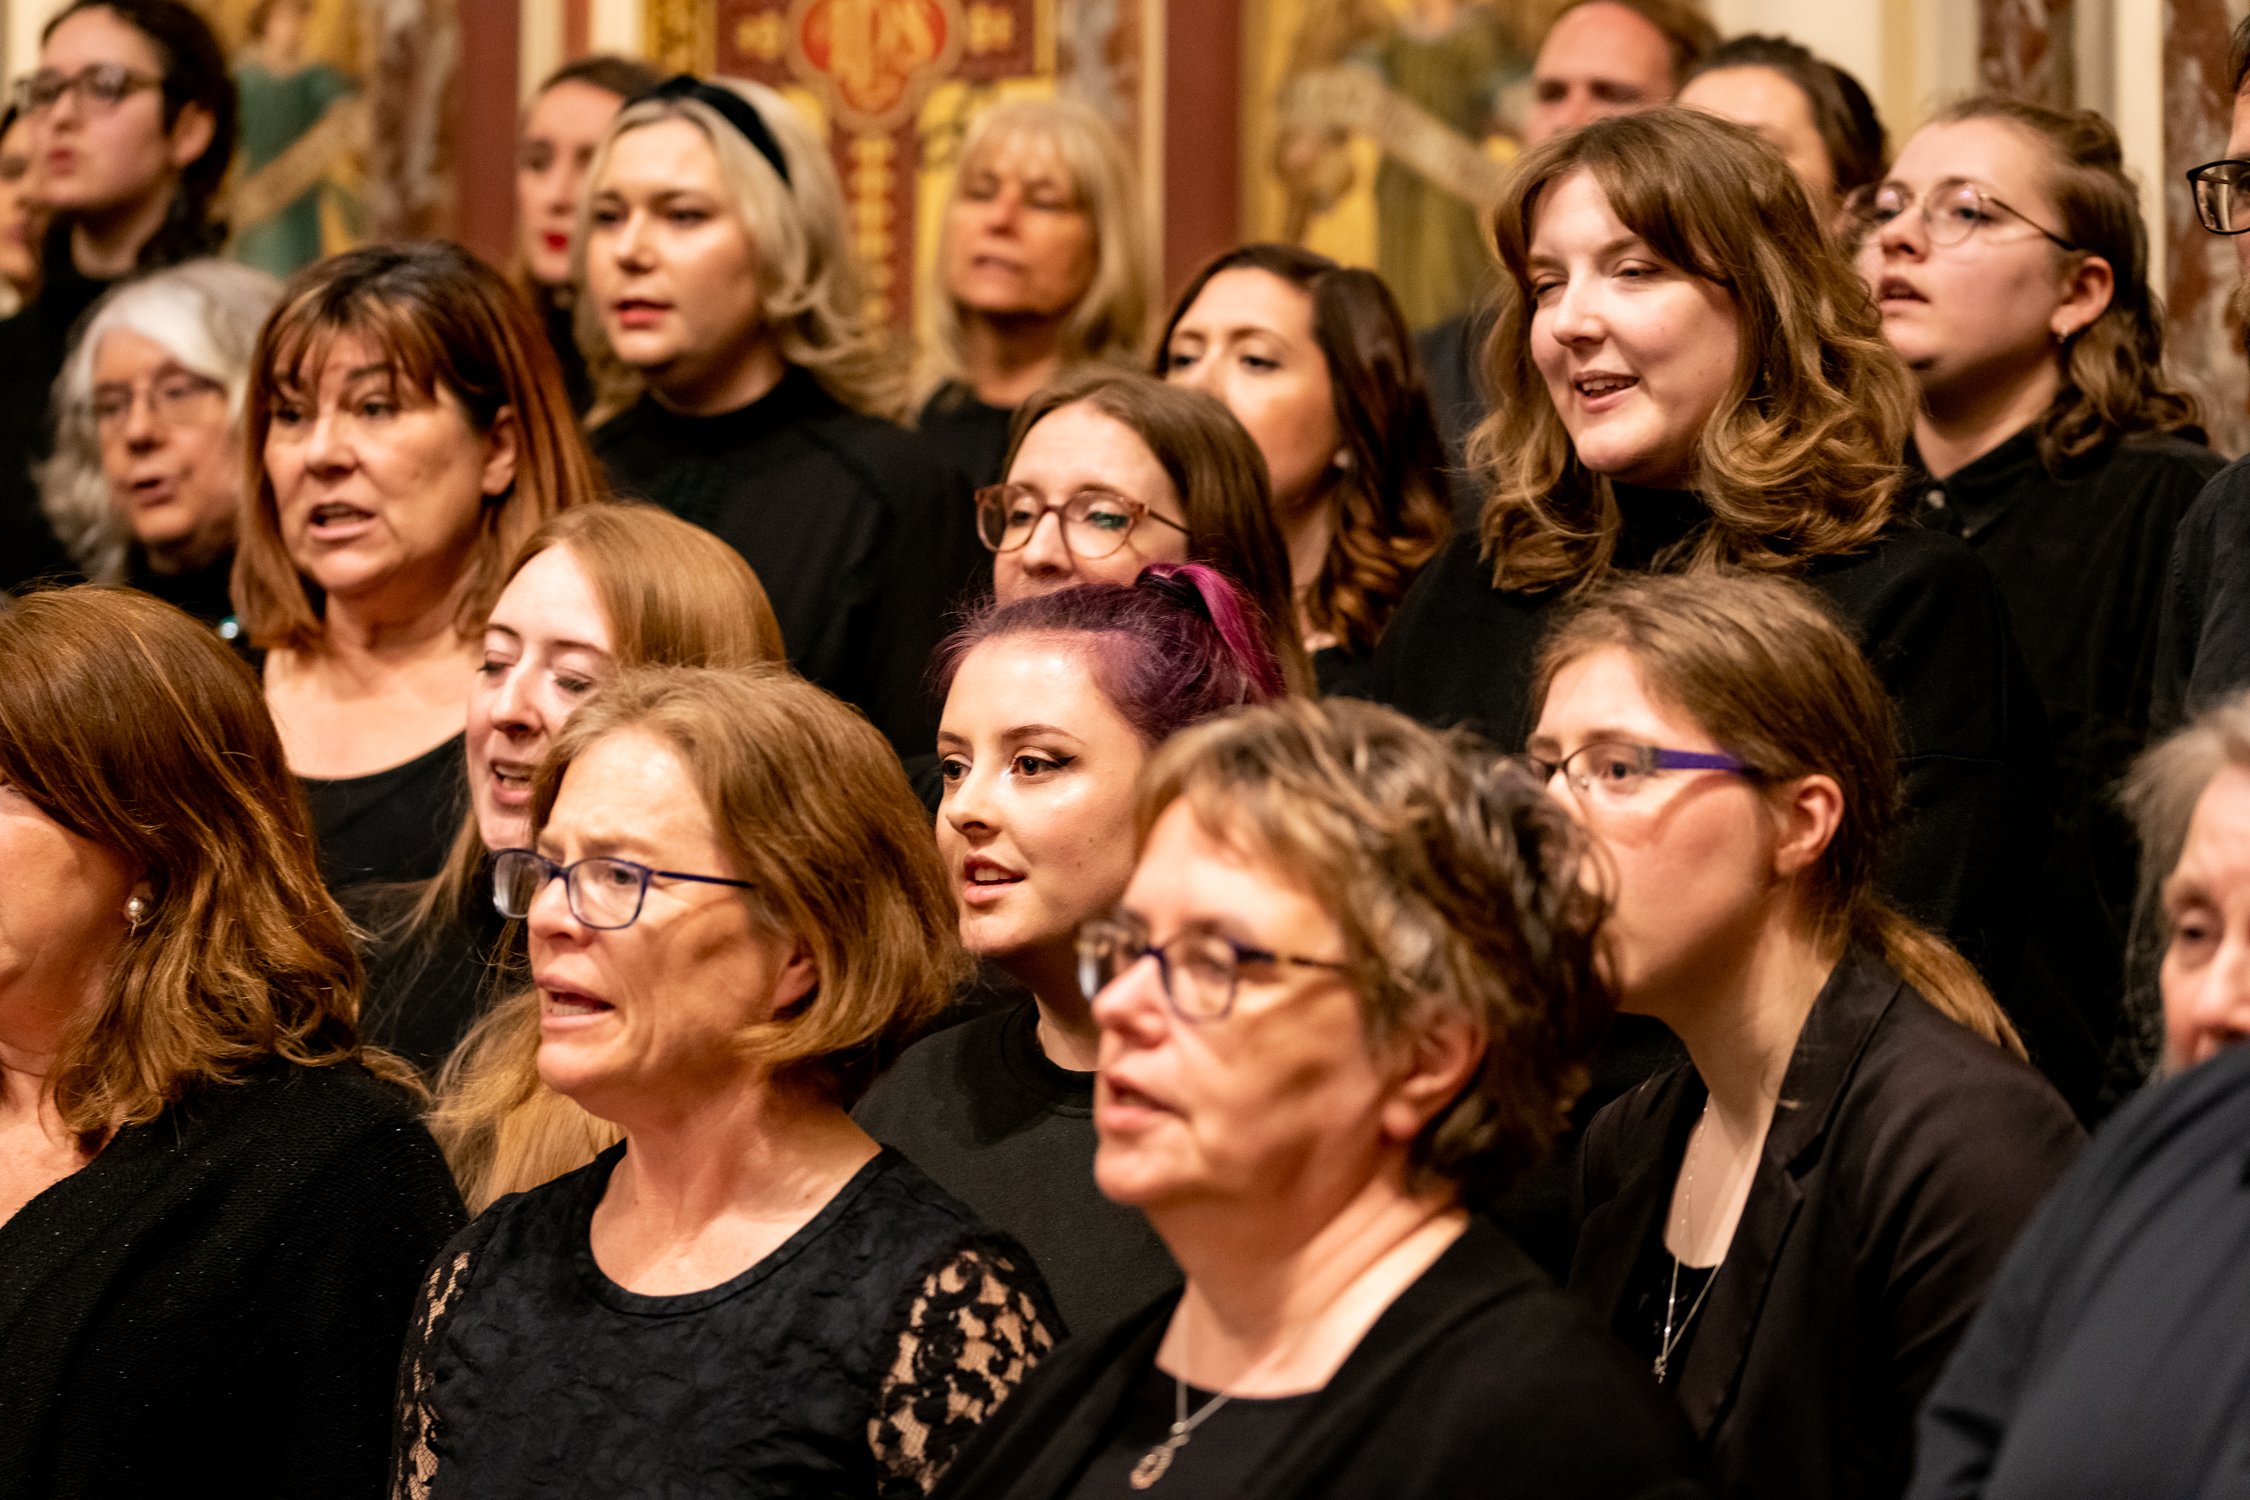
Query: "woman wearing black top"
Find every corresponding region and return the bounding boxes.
[513,54,660,415]
[1534,572,2081,1500]
[0,588,462,1500]
[39,257,279,630]
[0,0,235,592]
[1363,108,2050,1020]
[1161,244,1452,693]
[934,698,1705,1500]
[233,243,592,896]
[392,665,1056,1498]
[856,565,1284,1332]
[1861,99,2223,1111]
[919,96,1153,488]
[583,75,979,754]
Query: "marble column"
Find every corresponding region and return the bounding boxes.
[1981,0,2076,107]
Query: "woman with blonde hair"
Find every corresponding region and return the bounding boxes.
[391,664,1056,1497]
[236,241,597,898]
[583,74,980,754]
[1862,97,2223,1115]
[362,500,784,1082]
[1365,107,2051,1044]
[0,587,461,1497]
[1536,570,2079,1500]
[40,257,281,626]
[920,95,1154,487]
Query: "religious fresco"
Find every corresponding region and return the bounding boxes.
[642,0,1161,340]
[197,0,460,274]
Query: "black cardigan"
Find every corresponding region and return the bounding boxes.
[0,1062,466,1499]
[1570,948,2084,1500]
[931,1216,1712,1500]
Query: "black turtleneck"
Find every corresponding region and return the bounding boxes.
[1359,488,2062,1226]
[593,367,980,755]
[1907,426,2222,1112]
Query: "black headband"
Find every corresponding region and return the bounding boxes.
[636,74,791,188]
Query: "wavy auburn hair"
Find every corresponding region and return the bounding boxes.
[1473,107,1915,594]
[1928,97,2201,471]
[1531,569,2022,1055]
[0,588,395,1140]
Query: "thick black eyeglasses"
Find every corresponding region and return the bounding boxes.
[14,64,160,116]
[1519,741,1758,806]
[2188,159,2250,235]
[1075,911,1349,1023]
[492,847,754,930]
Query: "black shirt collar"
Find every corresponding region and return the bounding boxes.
[1905,425,2043,540]
[631,365,837,447]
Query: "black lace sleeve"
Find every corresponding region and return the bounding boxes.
[868,1238,1061,1496]
[389,1214,499,1500]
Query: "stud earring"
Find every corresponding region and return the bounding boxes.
[124,896,148,930]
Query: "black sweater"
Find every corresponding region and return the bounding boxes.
[931,1215,1711,1500]
[2154,448,2250,729]
[594,369,982,754]
[0,1061,465,1499]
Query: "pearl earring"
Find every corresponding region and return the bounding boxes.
[124,896,148,930]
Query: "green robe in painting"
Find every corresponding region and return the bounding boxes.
[231,57,356,277]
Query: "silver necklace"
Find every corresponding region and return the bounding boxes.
[1129,1311,1324,1489]
[1654,1106,1721,1383]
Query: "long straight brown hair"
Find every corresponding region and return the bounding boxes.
[0,588,399,1139]
[1531,570,2023,1055]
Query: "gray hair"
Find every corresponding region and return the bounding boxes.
[41,258,284,582]
[2119,688,2250,1075]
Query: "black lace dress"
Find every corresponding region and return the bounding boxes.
[391,1142,1059,1499]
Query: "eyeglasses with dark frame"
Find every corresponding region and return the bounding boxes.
[1520,741,1760,805]
[974,483,1191,560]
[2188,159,2250,236]
[1075,910,1350,1023]
[1852,179,2081,252]
[14,64,162,116]
[492,847,754,931]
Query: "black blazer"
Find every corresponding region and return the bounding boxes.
[933,1216,1711,1500]
[0,1063,465,1500]
[1571,948,2084,1500]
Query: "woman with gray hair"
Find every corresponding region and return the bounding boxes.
[40,257,282,630]
[582,74,981,755]
[919,96,1155,487]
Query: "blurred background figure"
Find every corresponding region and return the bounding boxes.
[1678,33,1886,230]
[1161,242,1451,687]
[0,0,238,594]
[228,0,360,279]
[40,257,280,628]
[0,104,47,318]
[514,53,661,414]
[922,95,1153,489]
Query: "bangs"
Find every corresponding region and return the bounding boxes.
[261,285,451,407]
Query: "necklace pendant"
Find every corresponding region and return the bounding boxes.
[1652,1350,1668,1382]
[1131,1434,1186,1489]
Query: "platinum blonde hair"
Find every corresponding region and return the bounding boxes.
[574,76,908,420]
[41,258,284,582]
[926,95,1153,391]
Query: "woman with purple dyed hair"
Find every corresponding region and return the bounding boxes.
[855,563,1285,1332]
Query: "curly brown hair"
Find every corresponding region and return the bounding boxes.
[1928,97,2202,471]
[1159,244,1452,658]
[1138,696,1611,1203]
[1471,107,1915,594]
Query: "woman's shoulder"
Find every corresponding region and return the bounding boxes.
[2108,431,2229,489]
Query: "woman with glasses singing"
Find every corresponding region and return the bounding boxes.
[930,696,1706,1500]
[856,564,1284,1333]
[0,0,236,594]
[37,258,279,629]
[984,367,1312,693]
[582,74,979,755]
[1860,98,2222,1113]
[1362,108,2054,1112]
[1530,571,2080,1500]
[391,663,1058,1500]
